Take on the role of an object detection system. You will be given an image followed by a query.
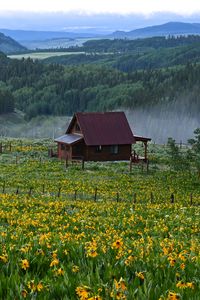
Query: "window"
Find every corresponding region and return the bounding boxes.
[110,145,119,154]
[75,123,80,132]
[95,145,102,153]
[61,144,69,151]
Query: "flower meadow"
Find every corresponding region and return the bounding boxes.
[0,140,200,299]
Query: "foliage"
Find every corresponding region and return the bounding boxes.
[167,138,188,171]
[188,128,200,176]
[0,86,14,114]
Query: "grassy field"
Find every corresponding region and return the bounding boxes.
[8,51,85,60]
[0,139,199,299]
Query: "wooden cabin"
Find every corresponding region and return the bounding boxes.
[54,112,151,162]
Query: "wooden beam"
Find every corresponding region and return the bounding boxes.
[144,141,147,161]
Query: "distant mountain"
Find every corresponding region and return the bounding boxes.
[0,29,103,50]
[0,29,101,42]
[111,22,200,39]
[0,32,27,54]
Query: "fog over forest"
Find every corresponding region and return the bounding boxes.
[1,101,199,144]
[126,99,200,144]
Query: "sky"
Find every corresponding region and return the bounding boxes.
[1,0,200,15]
[1,1,200,32]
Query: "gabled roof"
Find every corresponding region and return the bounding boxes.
[55,134,83,145]
[66,112,135,146]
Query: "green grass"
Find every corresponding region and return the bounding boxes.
[8,51,85,60]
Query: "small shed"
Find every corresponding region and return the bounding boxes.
[54,112,151,162]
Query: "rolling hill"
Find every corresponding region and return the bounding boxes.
[0,29,101,50]
[3,22,200,50]
[0,32,27,54]
[111,22,200,39]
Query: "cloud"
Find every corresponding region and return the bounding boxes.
[1,0,200,15]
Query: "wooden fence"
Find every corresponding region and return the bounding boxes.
[0,181,199,206]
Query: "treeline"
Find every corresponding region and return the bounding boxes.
[39,35,200,54]
[82,35,200,53]
[44,41,200,72]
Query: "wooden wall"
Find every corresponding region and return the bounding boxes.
[84,144,131,161]
[57,142,132,161]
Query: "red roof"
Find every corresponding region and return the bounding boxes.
[67,112,135,146]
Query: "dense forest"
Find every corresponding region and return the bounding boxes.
[44,36,200,71]
[1,36,200,118]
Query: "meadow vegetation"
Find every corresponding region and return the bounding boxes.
[0,139,199,299]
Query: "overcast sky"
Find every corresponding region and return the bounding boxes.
[1,0,200,15]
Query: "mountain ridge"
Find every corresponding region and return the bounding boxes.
[0,32,27,54]
[111,22,200,38]
[3,22,200,50]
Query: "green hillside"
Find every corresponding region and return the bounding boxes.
[43,36,200,71]
[0,32,27,54]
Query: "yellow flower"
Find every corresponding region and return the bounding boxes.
[125,255,134,266]
[21,259,30,270]
[88,296,102,300]
[114,279,120,290]
[87,248,98,258]
[167,291,180,300]
[21,289,28,298]
[0,254,8,263]
[176,281,195,289]
[119,278,127,291]
[72,265,80,273]
[57,268,64,276]
[180,263,185,270]
[136,271,145,281]
[27,280,36,292]
[76,286,89,300]
[50,258,59,267]
[37,282,44,292]
[186,282,195,289]
[112,239,123,249]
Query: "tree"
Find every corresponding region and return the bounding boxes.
[0,88,14,114]
[167,137,186,171]
[188,128,200,177]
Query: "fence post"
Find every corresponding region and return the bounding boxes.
[74,189,77,201]
[9,143,12,152]
[94,187,97,201]
[133,193,137,204]
[190,193,193,206]
[28,187,33,196]
[65,156,68,169]
[116,192,119,202]
[150,192,153,203]
[129,156,132,172]
[42,184,45,194]
[58,187,61,197]
[82,159,85,170]
[2,181,5,193]
[0,143,2,153]
[16,187,19,195]
[170,193,174,204]
[147,160,149,172]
